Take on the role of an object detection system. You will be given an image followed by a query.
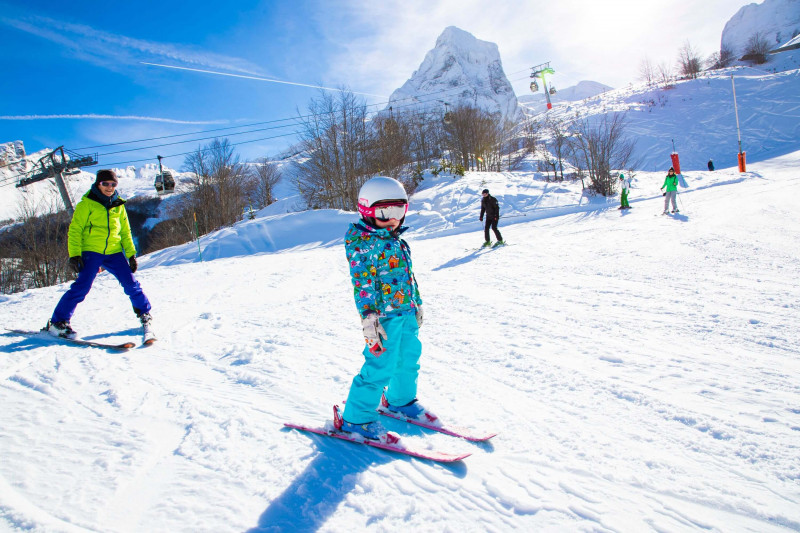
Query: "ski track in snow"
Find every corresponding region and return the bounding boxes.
[2,156,800,531]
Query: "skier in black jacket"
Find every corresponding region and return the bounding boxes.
[479,189,504,247]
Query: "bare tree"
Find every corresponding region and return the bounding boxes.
[639,56,656,85]
[707,44,736,70]
[0,192,72,293]
[249,157,283,208]
[546,117,570,181]
[657,61,674,87]
[742,32,771,64]
[441,105,506,172]
[371,112,410,178]
[293,88,372,210]
[677,40,703,79]
[567,112,639,196]
[182,137,252,235]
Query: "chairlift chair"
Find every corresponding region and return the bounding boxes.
[549,86,557,95]
[530,81,539,92]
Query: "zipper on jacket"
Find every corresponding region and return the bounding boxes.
[103,207,111,254]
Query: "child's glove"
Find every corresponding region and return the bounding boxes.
[361,314,387,356]
[415,305,424,327]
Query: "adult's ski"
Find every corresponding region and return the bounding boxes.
[6,329,136,351]
[284,406,471,463]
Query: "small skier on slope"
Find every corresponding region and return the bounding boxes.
[339,176,432,441]
[661,167,679,215]
[46,169,155,342]
[618,173,631,209]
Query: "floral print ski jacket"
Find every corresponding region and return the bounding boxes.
[345,222,422,319]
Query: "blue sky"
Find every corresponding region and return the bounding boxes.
[1,0,747,169]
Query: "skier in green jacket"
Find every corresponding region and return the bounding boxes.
[661,167,679,214]
[47,169,153,340]
[618,173,631,209]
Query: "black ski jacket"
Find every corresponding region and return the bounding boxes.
[480,195,500,220]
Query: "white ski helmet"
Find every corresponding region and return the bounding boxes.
[357,176,408,218]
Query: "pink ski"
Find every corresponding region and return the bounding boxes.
[377,396,496,442]
[284,406,471,463]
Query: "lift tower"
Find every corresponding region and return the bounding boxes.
[16,147,98,215]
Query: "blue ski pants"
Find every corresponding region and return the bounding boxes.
[52,251,151,323]
[343,313,422,424]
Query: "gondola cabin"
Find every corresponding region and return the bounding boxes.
[154,155,175,195]
[154,170,175,195]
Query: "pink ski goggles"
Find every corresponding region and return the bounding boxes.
[358,201,408,221]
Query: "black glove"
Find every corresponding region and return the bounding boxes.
[128,255,138,273]
[68,256,83,274]
[479,217,483,222]
[662,192,666,197]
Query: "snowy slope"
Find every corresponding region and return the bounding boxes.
[526,66,800,172]
[517,80,613,108]
[1,151,799,531]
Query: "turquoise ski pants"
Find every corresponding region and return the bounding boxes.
[342,313,422,424]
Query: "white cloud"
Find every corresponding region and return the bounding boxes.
[0,11,264,76]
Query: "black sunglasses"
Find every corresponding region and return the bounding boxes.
[99,181,117,188]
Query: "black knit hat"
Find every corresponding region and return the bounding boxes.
[482,189,489,194]
[95,169,118,185]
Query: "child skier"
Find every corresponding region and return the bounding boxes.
[618,173,631,209]
[661,167,679,214]
[340,176,431,441]
[46,169,155,342]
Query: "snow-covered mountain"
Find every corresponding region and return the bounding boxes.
[386,26,521,121]
[517,80,613,109]
[722,0,800,54]
[0,140,26,166]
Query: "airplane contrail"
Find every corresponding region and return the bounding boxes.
[141,62,388,98]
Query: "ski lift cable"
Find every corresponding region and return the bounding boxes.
[93,121,301,157]
[0,87,466,188]
[75,85,471,159]
[1,82,501,188]
[0,130,305,189]
[72,85,472,151]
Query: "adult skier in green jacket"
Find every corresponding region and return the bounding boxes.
[47,169,153,340]
[661,167,679,214]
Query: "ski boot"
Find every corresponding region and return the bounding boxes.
[492,240,506,248]
[46,319,76,339]
[481,241,492,248]
[138,312,157,345]
[381,395,439,424]
[334,405,398,443]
